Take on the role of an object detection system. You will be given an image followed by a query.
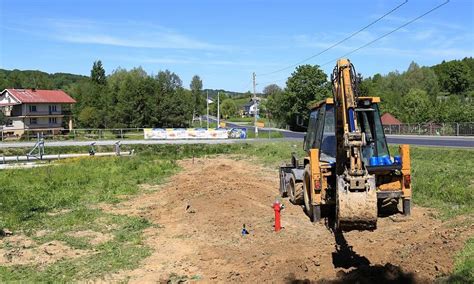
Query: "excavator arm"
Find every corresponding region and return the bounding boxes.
[331,59,377,231]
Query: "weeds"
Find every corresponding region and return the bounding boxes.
[446,238,474,283]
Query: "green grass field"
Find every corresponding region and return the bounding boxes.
[0,142,472,281]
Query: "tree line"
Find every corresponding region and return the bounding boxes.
[1,57,472,129]
[70,61,207,128]
[0,62,246,128]
[0,69,88,91]
[0,62,210,128]
[263,57,474,129]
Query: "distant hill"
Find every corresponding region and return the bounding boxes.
[0,69,260,98]
[0,69,88,91]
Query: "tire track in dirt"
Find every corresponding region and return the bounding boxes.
[99,157,473,283]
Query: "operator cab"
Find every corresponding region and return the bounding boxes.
[304,97,399,172]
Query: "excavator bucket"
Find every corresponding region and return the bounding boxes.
[336,176,378,231]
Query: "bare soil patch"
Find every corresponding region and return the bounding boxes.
[98,157,473,283]
[0,235,91,267]
[66,230,113,245]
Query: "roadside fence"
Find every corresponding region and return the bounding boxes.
[383,123,473,136]
[0,122,473,142]
[1,128,144,141]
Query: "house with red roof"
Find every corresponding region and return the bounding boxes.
[0,89,76,137]
[381,113,402,125]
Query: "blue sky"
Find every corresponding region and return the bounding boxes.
[0,0,473,92]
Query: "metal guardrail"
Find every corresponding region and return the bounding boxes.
[383,123,474,136]
[0,128,145,141]
[0,123,473,141]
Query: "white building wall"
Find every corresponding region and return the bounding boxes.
[25,117,63,128]
[11,118,24,129]
[0,92,20,105]
[24,104,62,115]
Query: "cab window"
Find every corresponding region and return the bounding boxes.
[320,104,336,162]
[357,103,390,164]
[304,109,319,151]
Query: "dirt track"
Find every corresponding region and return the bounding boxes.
[102,157,473,283]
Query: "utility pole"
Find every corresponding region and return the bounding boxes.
[206,90,209,128]
[253,72,258,137]
[217,91,220,128]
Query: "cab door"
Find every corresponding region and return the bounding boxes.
[304,105,325,152]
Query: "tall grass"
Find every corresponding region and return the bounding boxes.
[0,156,177,230]
[449,238,474,283]
[408,146,473,217]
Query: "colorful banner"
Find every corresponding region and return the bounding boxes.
[144,128,246,140]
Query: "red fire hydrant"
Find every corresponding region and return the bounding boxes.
[273,200,282,232]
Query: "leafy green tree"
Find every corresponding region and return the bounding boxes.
[282,64,330,129]
[358,77,374,97]
[220,99,237,119]
[190,75,204,118]
[78,106,101,128]
[91,60,107,85]
[400,89,433,123]
[262,84,282,97]
[8,70,24,88]
[68,80,104,127]
[433,60,471,94]
[264,84,285,125]
[155,70,192,127]
[404,62,439,97]
[434,96,474,123]
[108,68,155,128]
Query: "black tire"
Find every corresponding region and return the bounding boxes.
[289,175,304,205]
[303,165,320,222]
[403,198,411,216]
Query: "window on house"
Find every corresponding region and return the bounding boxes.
[49,117,57,124]
[30,118,37,124]
[49,105,57,113]
[29,105,37,112]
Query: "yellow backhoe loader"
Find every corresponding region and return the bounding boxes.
[279,58,412,231]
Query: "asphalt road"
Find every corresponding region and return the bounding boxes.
[0,119,472,148]
[216,118,474,148]
[385,135,474,148]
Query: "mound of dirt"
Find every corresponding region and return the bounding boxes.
[99,157,473,283]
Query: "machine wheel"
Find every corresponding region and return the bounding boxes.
[279,167,288,198]
[403,198,411,216]
[303,165,321,222]
[288,175,304,205]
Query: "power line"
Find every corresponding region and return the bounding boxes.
[259,0,450,88]
[257,0,409,77]
[320,0,450,67]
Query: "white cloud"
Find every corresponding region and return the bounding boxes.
[113,55,271,67]
[21,18,229,50]
[57,32,224,50]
